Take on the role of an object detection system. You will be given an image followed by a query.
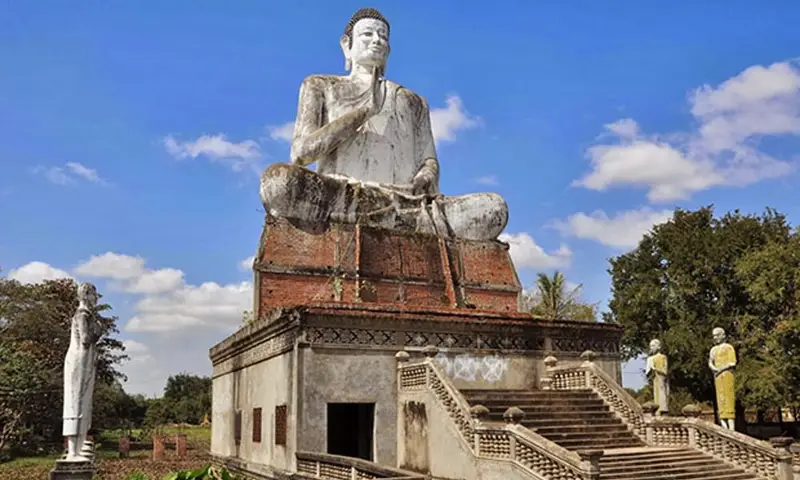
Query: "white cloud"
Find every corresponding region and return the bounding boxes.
[430,95,480,144]
[163,134,261,173]
[32,163,108,186]
[554,208,672,249]
[123,340,153,363]
[75,252,147,280]
[267,122,294,143]
[32,166,75,185]
[72,252,251,333]
[124,268,185,295]
[575,60,799,202]
[6,261,73,284]
[126,281,252,333]
[239,256,255,271]
[474,175,499,186]
[498,233,572,270]
[65,162,107,185]
[75,252,182,295]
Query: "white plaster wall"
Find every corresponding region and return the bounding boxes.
[211,349,295,471]
[397,391,478,480]
[432,351,622,390]
[211,372,234,457]
[297,348,398,466]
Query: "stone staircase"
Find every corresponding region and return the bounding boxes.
[461,389,644,450]
[460,389,760,480]
[599,448,759,479]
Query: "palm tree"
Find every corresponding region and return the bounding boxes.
[525,271,597,322]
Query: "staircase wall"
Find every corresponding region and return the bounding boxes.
[398,390,539,480]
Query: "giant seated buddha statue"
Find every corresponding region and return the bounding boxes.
[259,8,509,241]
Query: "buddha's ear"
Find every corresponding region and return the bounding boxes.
[340,35,352,71]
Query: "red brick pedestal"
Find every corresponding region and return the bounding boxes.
[152,435,165,461]
[118,436,130,458]
[254,216,522,318]
[175,433,187,458]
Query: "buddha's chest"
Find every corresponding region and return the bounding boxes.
[324,82,411,138]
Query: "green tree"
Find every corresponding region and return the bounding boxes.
[0,277,127,457]
[524,271,598,322]
[163,373,212,425]
[605,206,796,424]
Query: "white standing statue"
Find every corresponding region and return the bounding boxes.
[645,339,669,416]
[62,282,102,462]
[259,7,508,241]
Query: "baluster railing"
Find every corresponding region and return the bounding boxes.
[545,353,794,480]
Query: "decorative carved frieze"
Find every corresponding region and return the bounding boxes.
[212,329,297,377]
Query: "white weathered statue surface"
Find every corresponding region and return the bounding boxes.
[645,339,669,416]
[62,282,102,462]
[259,8,508,241]
[708,327,737,430]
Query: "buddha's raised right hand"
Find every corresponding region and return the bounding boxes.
[368,66,385,116]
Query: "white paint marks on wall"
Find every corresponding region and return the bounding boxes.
[435,350,509,383]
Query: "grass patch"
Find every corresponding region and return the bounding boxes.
[0,426,213,479]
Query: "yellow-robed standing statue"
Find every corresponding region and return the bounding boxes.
[645,339,669,415]
[708,327,737,430]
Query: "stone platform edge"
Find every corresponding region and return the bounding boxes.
[209,303,622,377]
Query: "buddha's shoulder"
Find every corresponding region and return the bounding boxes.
[392,82,429,109]
[301,74,346,88]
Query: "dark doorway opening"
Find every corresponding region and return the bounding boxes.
[327,403,374,461]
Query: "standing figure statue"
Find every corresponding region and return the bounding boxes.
[62,282,102,461]
[645,339,669,416]
[708,327,737,430]
[259,7,508,241]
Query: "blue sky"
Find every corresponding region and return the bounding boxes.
[2,1,799,396]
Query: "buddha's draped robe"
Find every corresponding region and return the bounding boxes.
[710,343,737,420]
[63,307,100,439]
[646,353,669,414]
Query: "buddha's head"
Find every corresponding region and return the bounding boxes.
[77,282,98,309]
[649,339,661,355]
[712,327,726,345]
[341,8,390,74]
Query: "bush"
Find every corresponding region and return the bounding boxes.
[127,464,240,480]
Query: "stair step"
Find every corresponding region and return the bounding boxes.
[598,449,758,480]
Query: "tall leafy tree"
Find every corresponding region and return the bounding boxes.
[162,373,212,425]
[605,206,797,423]
[524,271,598,322]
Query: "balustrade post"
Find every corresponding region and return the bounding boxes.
[682,405,702,448]
[542,356,558,390]
[395,350,410,390]
[350,465,358,480]
[422,345,438,387]
[642,402,658,444]
[769,437,794,480]
[580,350,597,389]
[578,450,603,480]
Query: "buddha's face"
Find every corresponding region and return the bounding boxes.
[78,282,98,308]
[343,18,389,70]
[649,340,661,354]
